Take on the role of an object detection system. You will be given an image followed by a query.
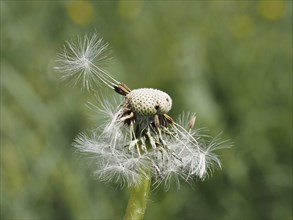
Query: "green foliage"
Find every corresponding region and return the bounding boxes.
[1,1,292,219]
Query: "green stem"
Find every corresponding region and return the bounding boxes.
[123,173,151,220]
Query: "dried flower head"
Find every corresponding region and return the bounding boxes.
[55,33,225,189]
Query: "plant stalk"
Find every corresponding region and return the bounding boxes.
[123,172,151,220]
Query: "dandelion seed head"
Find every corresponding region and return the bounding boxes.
[56,32,227,189]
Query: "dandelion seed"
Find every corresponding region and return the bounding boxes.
[55,33,120,90]
[56,32,226,189]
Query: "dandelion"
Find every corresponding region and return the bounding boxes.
[55,32,226,220]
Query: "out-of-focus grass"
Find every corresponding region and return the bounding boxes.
[1,1,292,219]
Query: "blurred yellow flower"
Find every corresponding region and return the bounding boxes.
[258,1,285,21]
[67,1,95,25]
[117,0,142,21]
[230,14,253,39]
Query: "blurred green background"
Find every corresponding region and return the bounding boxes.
[1,1,292,219]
